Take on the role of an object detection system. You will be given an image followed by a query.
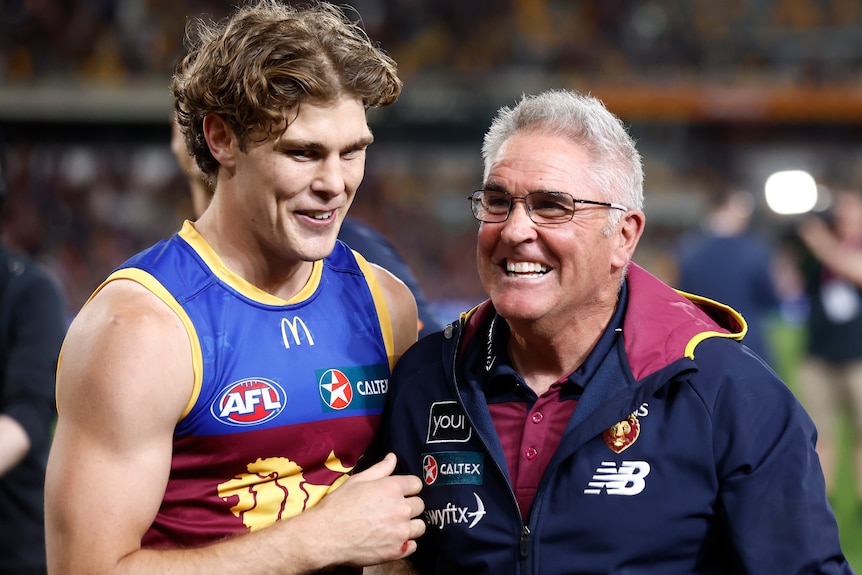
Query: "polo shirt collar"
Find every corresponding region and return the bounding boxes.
[482,282,629,393]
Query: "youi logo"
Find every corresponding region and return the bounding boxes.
[211,378,287,426]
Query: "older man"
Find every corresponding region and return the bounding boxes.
[369,89,852,574]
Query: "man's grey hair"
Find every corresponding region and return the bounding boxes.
[481,89,644,230]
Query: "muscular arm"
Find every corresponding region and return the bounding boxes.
[46,280,197,573]
[46,279,424,575]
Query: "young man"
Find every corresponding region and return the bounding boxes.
[370,89,853,574]
[45,2,424,573]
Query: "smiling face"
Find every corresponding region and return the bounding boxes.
[214,97,373,266]
[477,130,642,331]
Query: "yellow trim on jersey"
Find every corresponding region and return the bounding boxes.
[676,290,748,359]
[178,220,323,305]
[99,268,204,420]
[352,250,396,371]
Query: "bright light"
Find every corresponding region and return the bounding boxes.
[764,170,818,215]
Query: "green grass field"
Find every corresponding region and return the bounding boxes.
[768,320,862,570]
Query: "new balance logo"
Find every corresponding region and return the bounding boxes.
[584,461,651,495]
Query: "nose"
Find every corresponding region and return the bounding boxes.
[509,197,531,219]
[311,154,347,198]
[499,197,537,242]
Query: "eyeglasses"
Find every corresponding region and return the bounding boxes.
[468,190,628,225]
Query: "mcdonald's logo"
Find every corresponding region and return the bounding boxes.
[280,316,315,349]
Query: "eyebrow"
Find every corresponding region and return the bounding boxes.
[482,182,561,195]
[482,181,508,193]
[277,135,375,153]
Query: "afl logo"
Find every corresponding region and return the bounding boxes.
[423,454,439,485]
[211,378,286,426]
[319,369,353,410]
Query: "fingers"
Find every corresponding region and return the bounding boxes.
[402,496,426,553]
[314,453,426,565]
[387,517,425,563]
[407,492,425,520]
[350,454,423,497]
[399,539,418,559]
[402,473,423,496]
[410,516,426,541]
[350,452,397,483]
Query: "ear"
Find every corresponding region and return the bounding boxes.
[611,209,645,269]
[202,114,238,170]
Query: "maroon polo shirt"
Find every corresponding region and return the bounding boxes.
[480,308,622,520]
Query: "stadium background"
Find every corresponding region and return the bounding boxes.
[1,0,860,566]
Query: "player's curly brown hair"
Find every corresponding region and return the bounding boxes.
[172,0,402,179]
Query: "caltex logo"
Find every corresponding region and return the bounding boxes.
[319,368,353,410]
[423,454,439,484]
[420,451,483,487]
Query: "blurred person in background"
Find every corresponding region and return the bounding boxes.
[795,188,862,511]
[170,115,215,219]
[798,195,862,286]
[367,89,851,574]
[172,114,443,337]
[675,186,781,365]
[337,219,443,338]
[44,2,425,574]
[0,135,68,575]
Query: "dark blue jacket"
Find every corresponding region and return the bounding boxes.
[0,245,67,572]
[374,264,852,574]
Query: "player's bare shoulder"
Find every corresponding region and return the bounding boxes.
[57,278,193,420]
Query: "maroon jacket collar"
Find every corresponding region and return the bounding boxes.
[458,263,746,382]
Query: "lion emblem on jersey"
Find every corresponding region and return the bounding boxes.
[603,414,640,454]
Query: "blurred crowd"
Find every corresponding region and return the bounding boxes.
[4,0,862,322]
[3,0,862,87]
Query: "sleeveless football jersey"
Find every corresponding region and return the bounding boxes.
[91,221,394,548]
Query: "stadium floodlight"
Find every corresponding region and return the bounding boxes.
[764,170,818,215]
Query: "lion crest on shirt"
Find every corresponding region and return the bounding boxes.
[603,414,640,454]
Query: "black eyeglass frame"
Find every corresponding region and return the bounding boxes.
[468,190,628,225]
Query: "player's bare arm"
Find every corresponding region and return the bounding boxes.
[45,279,195,573]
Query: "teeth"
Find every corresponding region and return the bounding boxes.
[309,211,333,220]
[506,261,548,274]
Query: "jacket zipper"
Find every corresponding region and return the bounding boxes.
[447,318,532,570]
